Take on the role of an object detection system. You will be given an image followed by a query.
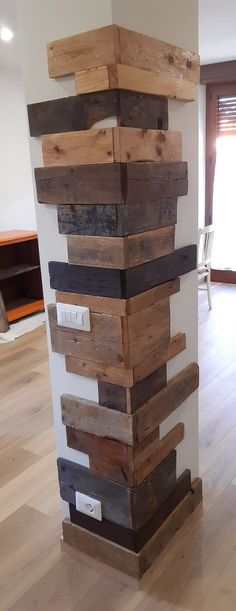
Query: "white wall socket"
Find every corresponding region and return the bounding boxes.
[75,491,102,521]
[56,302,90,331]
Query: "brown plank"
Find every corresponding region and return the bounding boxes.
[42,127,182,168]
[66,227,175,269]
[65,333,186,388]
[75,63,196,101]
[27,89,168,137]
[55,278,180,317]
[136,363,199,442]
[62,478,202,579]
[90,424,184,485]
[58,451,176,529]
[48,299,170,370]
[35,161,188,206]
[66,427,159,470]
[48,24,199,84]
[57,199,177,238]
[61,394,135,446]
[98,365,166,413]
[69,469,191,552]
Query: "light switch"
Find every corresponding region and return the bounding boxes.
[56,302,90,331]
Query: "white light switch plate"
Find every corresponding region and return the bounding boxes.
[56,302,90,331]
[75,491,102,521]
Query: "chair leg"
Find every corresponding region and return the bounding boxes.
[207,269,212,310]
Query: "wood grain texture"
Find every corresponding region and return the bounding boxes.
[42,127,182,167]
[61,394,135,446]
[69,469,191,552]
[48,24,199,84]
[35,161,188,205]
[136,363,199,441]
[49,245,197,299]
[89,424,184,485]
[75,63,196,101]
[62,478,202,579]
[65,332,186,388]
[57,198,177,237]
[28,89,168,136]
[67,226,175,269]
[48,298,170,369]
[58,452,176,529]
[98,365,166,413]
[55,278,180,317]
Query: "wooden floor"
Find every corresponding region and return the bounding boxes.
[1,283,236,610]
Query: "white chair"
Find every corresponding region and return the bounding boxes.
[198,225,215,310]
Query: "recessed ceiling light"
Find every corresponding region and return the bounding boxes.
[0,26,14,42]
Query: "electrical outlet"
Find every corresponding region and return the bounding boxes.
[75,491,102,521]
[56,302,90,331]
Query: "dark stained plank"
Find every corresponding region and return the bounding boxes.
[57,198,177,237]
[49,245,197,298]
[28,89,168,136]
[57,451,176,529]
[35,161,188,205]
[69,469,191,552]
[98,365,166,413]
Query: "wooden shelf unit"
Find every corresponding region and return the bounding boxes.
[0,230,44,323]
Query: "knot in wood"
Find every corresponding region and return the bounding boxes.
[186,59,192,69]
[168,53,174,64]
[158,132,166,143]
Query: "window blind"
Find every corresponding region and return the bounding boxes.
[217,95,236,136]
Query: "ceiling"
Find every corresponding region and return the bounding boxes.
[199,0,236,65]
[0,0,20,69]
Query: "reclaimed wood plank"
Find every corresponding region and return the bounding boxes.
[28,89,168,136]
[75,63,196,101]
[62,478,202,579]
[57,199,177,237]
[48,24,199,84]
[61,394,135,446]
[69,469,191,552]
[65,333,186,388]
[136,363,199,442]
[35,161,188,205]
[66,227,175,269]
[89,424,184,485]
[98,365,166,413]
[55,278,180,317]
[49,245,197,298]
[58,451,176,529]
[42,127,182,167]
[48,298,170,369]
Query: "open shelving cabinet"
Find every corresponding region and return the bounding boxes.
[0,230,44,323]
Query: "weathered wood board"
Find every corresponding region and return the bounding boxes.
[55,279,180,317]
[49,245,197,298]
[67,423,184,485]
[57,451,176,529]
[48,298,170,369]
[67,226,175,269]
[65,333,186,388]
[62,478,202,579]
[28,89,168,136]
[69,469,191,552]
[41,127,182,167]
[35,161,188,205]
[76,63,196,102]
[48,24,200,85]
[97,365,167,413]
[57,199,177,237]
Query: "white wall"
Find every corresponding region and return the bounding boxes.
[0,66,36,230]
[198,84,206,228]
[199,0,236,64]
[17,0,199,519]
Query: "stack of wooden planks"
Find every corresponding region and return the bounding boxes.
[27,23,201,580]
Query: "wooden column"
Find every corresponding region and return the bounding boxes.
[28,23,201,580]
